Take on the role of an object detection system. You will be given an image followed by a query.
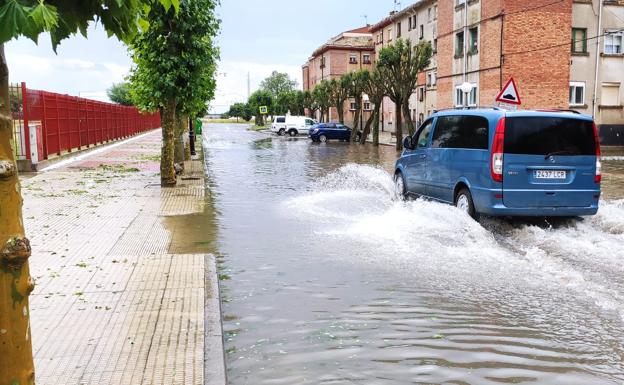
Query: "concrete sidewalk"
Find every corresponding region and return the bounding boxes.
[20,129,225,385]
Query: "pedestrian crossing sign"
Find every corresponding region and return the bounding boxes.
[259,106,268,114]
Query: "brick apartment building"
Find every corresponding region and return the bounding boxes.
[302,26,375,126]
[303,0,624,143]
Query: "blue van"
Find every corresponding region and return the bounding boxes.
[394,109,602,218]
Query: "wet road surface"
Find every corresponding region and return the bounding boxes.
[202,124,624,385]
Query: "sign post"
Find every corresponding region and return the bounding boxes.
[495,77,522,110]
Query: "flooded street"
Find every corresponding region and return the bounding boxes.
[203,123,624,385]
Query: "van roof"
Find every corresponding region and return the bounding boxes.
[433,108,593,122]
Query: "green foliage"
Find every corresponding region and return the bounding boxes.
[0,0,178,49]
[128,0,220,117]
[227,102,252,121]
[107,82,134,106]
[377,38,432,102]
[274,90,304,116]
[248,89,273,115]
[259,71,298,98]
[311,80,331,122]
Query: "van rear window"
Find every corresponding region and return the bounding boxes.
[504,117,595,156]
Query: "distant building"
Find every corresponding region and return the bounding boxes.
[302,26,375,126]
[570,0,624,144]
[370,0,438,132]
[305,0,624,143]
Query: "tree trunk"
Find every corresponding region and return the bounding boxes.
[351,96,363,142]
[161,99,177,186]
[173,113,185,172]
[337,101,344,124]
[403,99,415,136]
[359,108,376,145]
[0,43,36,385]
[395,101,403,151]
[372,105,380,146]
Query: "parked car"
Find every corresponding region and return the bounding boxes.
[394,108,601,219]
[308,123,362,143]
[271,116,317,136]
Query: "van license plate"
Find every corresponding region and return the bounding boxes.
[535,170,567,179]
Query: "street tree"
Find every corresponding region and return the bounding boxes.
[0,1,177,383]
[259,71,298,99]
[248,90,273,126]
[107,82,134,106]
[302,90,318,119]
[312,80,331,123]
[377,38,432,150]
[328,76,349,124]
[347,69,369,142]
[274,90,305,116]
[129,0,220,180]
[228,102,252,122]
[360,67,385,146]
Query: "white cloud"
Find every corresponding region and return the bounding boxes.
[211,60,303,113]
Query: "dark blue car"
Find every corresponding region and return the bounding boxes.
[309,123,362,143]
[395,108,601,219]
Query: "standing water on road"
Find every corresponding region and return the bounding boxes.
[203,124,624,385]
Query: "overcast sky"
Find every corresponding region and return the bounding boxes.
[5,0,396,113]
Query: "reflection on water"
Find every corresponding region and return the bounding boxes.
[204,124,624,385]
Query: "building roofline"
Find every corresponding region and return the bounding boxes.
[310,43,374,59]
[370,0,434,32]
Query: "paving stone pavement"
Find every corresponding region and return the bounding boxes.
[19,130,225,385]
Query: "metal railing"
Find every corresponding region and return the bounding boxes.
[9,82,161,163]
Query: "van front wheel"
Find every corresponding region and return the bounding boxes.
[455,188,478,219]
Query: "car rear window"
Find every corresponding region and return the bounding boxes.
[276,117,286,123]
[431,115,489,149]
[504,117,595,156]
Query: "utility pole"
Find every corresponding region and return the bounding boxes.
[247,72,251,100]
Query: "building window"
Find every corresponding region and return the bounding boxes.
[408,17,412,31]
[363,54,371,64]
[428,7,432,21]
[469,27,478,54]
[455,31,464,57]
[396,23,402,38]
[569,81,585,106]
[571,28,587,54]
[349,55,357,64]
[457,0,465,5]
[420,25,424,40]
[350,101,357,111]
[418,87,425,102]
[387,28,393,41]
[418,113,424,125]
[601,82,621,106]
[426,71,437,87]
[434,5,438,19]
[605,30,623,54]
[320,57,325,68]
[433,38,438,53]
[455,84,478,107]
[363,102,372,111]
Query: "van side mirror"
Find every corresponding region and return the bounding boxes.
[403,137,413,150]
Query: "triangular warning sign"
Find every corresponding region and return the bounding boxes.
[495,77,522,105]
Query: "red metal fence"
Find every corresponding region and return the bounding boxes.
[10,82,160,162]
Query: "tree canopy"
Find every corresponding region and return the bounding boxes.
[259,71,298,98]
[0,0,179,48]
[128,0,219,117]
[107,82,134,106]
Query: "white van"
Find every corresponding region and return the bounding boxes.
[271,116,317,136]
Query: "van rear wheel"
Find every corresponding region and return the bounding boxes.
[288,129,298,137]
[278,128,285,136]
[455,188,478,219]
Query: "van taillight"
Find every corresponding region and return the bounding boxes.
[491,117,505,183]
[593,122,601,184]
